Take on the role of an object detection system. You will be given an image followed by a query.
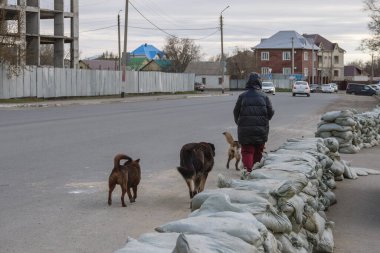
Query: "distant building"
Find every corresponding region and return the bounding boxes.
[0,0,79,68]
[253,31,319,83]
[344,65,368,82]
[304,34,345,83]
[185,61,230,90]
[79,59,118,70]
[140,59,172,72]
[130,43,165,60]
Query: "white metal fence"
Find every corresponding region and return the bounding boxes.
[0,65,195,99]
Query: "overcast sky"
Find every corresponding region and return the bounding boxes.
[75,0,371,63]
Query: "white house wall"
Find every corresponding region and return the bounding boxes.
[195,75,230,89]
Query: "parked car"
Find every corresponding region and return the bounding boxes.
[329,83,338,92]
[370,84,380,91]
[310,84,321,93]
[194,82,205,91]
[346,83,377,96]
[321,84,335,93]
[292,81,310,97]
[262,81,276,95]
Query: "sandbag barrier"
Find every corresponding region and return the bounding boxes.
[315,107,380,154]
[115,135,379,253]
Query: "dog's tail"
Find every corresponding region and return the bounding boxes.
[177,149,197,179]
[114,154,132,169]
[223,131,235,145]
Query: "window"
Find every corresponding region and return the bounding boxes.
[261,52,269,61]
[334,70,339,77]
[304,52,308,61]
[334,56,339,64]
[304,68,309,77]
[261,67,270,75]
[283,51,291,61]
[283,68,291,75]
[202,78,206,84]
[218,77,223,84]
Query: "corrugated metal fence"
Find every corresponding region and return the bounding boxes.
[0,65,195,99]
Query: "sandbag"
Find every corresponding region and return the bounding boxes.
[172,232,261,253]
[156,211,267,247]
[115,237,173,253]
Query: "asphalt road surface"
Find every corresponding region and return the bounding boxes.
[0,92,378,253]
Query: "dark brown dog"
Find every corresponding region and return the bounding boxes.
[177,142,215,198]
[223,131,241,171]
[108,154,141,207]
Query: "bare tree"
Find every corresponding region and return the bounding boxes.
[0,7,26,77]
[163,37,201,73]
[226,47,255,79]
[361,0,380,52]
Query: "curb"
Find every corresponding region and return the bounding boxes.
[0,93,234,109]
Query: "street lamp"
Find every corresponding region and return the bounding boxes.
[118,10,122,71]
[220,5,229,94]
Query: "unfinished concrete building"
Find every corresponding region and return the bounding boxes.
[0,0,79,68]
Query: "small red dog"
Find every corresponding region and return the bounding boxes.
[108,154,141,207]
[223,131,241,171]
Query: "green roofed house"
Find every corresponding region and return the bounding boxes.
[140,59,172,72]
[127,58,148,71]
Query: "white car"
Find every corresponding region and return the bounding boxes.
[262,81,275,95]
[292,81,310,97]
[321,84,335,93]
[329,83,338,92]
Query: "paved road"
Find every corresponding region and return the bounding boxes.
[0,92,378,253]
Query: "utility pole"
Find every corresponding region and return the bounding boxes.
[312,36,315,84]
[122,0,129,81]
[291,37,295,75]
[220,5,229,94]
[118,10,122,71]
[371,53,374,84]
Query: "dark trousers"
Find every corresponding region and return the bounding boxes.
[241,144,265,172]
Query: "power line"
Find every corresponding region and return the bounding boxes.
[129,0,177,38]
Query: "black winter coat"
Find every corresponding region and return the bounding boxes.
[233,87,275,145]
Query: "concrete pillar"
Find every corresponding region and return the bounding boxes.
[54,0,64,67]
[70,0,79,68]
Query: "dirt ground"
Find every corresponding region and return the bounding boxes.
[109,93,379,253]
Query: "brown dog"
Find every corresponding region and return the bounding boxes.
[223,131,241,171]
[177,142,215,198]
[108,154,141,207]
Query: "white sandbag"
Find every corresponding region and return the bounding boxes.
[190,193,269,217]
[249,168,308,182]
[254,205,293,233]
[321,110,354,122]
[323,138,339,153]
[172,232,261,253]
[191,188,276,211]
[115,237,173,253]
[339,144,360,154]
[263,231,282,253]
[137,232,179,250]
[218,174,308,199]
[303,209,326,236]
[156,211,267,247]
[275,233,309,253]
[264,150,320,169]
[342,160,359,179]
[351,167,380,175]
[334,117,357,126]
[317,123,353,133]
[329,160,345,177]
[331,130,353,140]
[314,222,335,253]
[280,195,305,226]
[317,131,332,138]
[259,162,318,179]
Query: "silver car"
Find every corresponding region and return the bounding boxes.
[262,81,275,95]
[292,81,310,97]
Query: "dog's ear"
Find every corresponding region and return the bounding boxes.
[208,143,215,156]
[135,159,140,163]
